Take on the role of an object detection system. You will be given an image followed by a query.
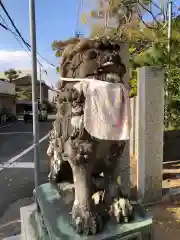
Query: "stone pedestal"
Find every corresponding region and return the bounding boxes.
[136,67,164,203]
[3,236,21,240]
[20,183,153,240]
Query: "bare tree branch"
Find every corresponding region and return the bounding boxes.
[137,0,160,25]
[137,13,156,29]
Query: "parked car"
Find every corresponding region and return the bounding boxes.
[39,107,48,121]
[23,104,47,123]
[0,108,17,123]
[6,112,18,122]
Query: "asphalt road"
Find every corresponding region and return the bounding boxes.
[0,121,52,164]
[0,119,53,239]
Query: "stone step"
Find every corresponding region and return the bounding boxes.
[20,203,49,240]
[20,203,36,240]
[3,235,21,240]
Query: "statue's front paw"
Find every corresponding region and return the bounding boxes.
[71,204,102,235]
[109,198,133,223]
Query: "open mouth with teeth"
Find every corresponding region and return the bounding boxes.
[95,57,126,83]
[59,41,126,86]
[102,61,114,67]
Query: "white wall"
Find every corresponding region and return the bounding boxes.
[0,80,15,95]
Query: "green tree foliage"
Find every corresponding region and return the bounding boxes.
[4,68,20,82]
[16,89,32,101]
[4,69,31,101]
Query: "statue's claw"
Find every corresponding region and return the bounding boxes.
[48,169,58,183]
[48,171,52,181]
[109,198,133,223]
[49,160,61,183]
[71,205,102,235]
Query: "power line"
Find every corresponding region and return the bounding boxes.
[75,0,83,37]
[0,15,48,74]
[0,1,31,49]
[0,1,55,68]
[0,15,32,57]
[0,17,23,40]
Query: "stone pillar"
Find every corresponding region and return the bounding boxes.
[136,67,164,203]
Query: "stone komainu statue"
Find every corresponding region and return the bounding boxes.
[47,38,133,235]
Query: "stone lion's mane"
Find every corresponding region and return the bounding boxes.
[54,37,122,78]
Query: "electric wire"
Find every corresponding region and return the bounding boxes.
[0,1,55,68]
[0,15,48,74]
[75,0,83,37]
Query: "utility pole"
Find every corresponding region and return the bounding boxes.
[165,0,172,128]
[39,66,42,104]
[29,0,40,190]
[75,31,83,38]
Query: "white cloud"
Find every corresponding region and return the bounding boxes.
[0,50,31,70]
[0,50,58,86]
[0,50,30,62]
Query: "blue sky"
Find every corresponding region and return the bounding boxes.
[0,0,92,86]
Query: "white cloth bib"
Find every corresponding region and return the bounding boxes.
[61,77,131,140]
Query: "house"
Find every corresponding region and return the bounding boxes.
[0,70,50,115]
[12,74,49,102]
[0,80,16,121]
[0,70,49,102]
[13,72,50,114]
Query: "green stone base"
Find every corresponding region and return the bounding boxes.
[34,183,153,240]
